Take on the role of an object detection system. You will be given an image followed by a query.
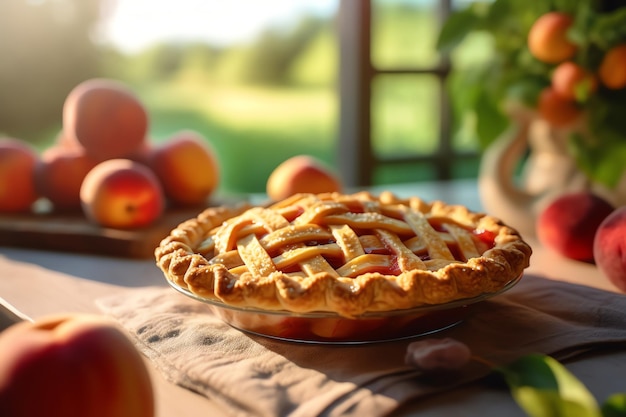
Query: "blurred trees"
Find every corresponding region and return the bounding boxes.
[238,16,330,85]
[113,15,334,87]
[0,0,102,143]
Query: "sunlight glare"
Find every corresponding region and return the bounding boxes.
[100,0,337,52]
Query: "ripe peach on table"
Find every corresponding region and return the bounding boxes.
[63,78,148,161]
[34,146,98,212]
[0,314,154,417]
[0,138,39,213]
[148,130,220,206]
[536,191,614,262]
[126,141,155,166]
[80,159,165,229]
[266,155,342,201]
[593,206,626,292]
[53,129,82,150]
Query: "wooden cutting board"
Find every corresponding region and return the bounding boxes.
[0,206,209,259]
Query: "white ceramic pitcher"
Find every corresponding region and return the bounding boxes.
[478,113,626,237]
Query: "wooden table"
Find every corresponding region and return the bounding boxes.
[1,180,624,417]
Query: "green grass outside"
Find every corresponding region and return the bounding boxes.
[139,82,338,194]
[137,79,481,196]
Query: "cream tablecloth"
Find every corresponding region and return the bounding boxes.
[97,274,626,417]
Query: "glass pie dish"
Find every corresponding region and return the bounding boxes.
[168,274,522,344]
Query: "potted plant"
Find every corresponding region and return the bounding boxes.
[437,0,626,235]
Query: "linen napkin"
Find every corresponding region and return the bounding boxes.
[96,275,626,417]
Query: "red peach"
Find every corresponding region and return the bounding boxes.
[0,314,154,417]
[537,86,583,128]
[148,131,220,206]
[80,159,165,229]
[63,78,148,161]
[537,192,615,262]
[0,138,39,213]
[34,146,98,211]
[54,129,82,151]
[126,141,154,166]
[599,44,626,90]
[551,61,597,101]
[528,12,577,64]
[266,155,342,201]
[593,206,626,292]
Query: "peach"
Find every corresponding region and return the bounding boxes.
[528,12,577,64]
[148,131,220,206]
[0,314,154,417]
[266,155,342,201]
[126,141,154,166]
[63,78,148,161]
[593,206,626,292]
[80,159,165,229]
[551,61,597,101]
[599,44,626,90]
[34,146,99,212]
[54,129,82,151]
[537,86,582,128]
[536,191,615,262]
[0,138,39,213]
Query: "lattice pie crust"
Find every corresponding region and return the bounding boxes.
[155,192,532,317]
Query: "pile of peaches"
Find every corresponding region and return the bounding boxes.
[528,11,626,128]
[0,78,220,229]
[0,77,345,230]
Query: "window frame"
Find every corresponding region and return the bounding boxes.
[337,0,477,187]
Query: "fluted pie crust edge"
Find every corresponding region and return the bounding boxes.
[155,192,532,317]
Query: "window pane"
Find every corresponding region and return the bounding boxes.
[371,0,441,69]
[448,29,494,154]
[372,74,440,158]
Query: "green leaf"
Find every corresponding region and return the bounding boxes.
[437,7,482,54]
[602,394,626,417]
[589,7,626,50]
[573,97,626,187]
[505,77,547,107]
[589,148,626,188]
[474,90,508,149]
[447,66,489,114]
[483,0,514,27]
[498,354,602,417]
[568,0,596,44]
